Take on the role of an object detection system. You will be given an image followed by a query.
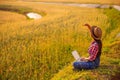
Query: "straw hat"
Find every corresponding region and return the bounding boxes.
[90,26,102,40]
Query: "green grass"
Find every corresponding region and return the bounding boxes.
[103,8,120,42]
[0,5,32,14]
[0,4,46,17]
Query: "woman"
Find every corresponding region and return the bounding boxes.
[73,24,102,70]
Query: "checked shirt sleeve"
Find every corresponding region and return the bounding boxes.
[88,42,99,61]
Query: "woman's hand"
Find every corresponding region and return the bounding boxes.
[80,57,85,61]
[84,23,90,27]
[80,57,89,62]
[83,23,91,30]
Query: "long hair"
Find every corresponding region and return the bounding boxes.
[95,39,102,57]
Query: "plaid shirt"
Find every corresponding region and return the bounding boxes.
[88,41,99,61]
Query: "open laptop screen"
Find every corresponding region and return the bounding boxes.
[72,50,80,61]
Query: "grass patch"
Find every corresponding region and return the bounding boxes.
[103,8,120,41]
[0,5,33,14]
[0,4,46,18]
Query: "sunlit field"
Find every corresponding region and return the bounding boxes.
[0,11,27,24]
[1,0,120,5]
[6,0,120,5]
[0,1,120,80]
[42,0,120,4]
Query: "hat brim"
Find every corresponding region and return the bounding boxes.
[91,26,101,40]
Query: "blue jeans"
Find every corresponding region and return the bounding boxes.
[73,57,100,70]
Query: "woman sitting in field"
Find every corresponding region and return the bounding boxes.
[73,24,102,70]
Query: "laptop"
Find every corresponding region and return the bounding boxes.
[72,50,81,61]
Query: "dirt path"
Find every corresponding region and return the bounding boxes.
[38,2,120,11]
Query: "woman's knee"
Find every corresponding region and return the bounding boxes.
[73,62,79,68]
[73,62,77,67]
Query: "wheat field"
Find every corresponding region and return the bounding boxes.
[1,0,120,5]
[3,0,120,4]
[0,1,120,80]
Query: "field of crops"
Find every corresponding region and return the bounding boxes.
[2,0,120,5]
[0,1,120,80]
[45,0,120,5]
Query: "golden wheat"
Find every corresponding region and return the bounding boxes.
[0,1,120,80]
